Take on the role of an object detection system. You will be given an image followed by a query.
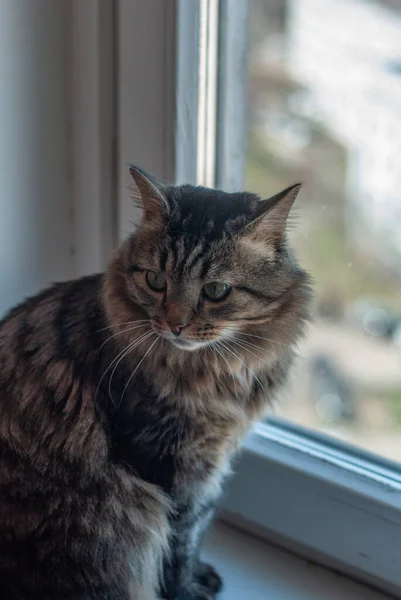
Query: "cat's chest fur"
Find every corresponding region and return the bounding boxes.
[109,364,252,499]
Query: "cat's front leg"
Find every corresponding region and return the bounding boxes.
[161,502,223,600]
[162,561,222,600]
[194,562,223,597]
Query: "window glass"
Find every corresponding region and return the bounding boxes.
[247,0,401,460]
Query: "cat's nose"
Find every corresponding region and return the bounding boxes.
[165,303,186,336]
[169,324,183,337]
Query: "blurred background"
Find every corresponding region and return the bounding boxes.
[246,0,401,460]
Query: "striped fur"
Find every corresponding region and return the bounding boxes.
[0,167,311,599]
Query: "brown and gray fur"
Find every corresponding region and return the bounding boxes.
[0,166,311,600]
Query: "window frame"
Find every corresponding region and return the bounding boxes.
[219,420,401,597]
[216,0,249,192]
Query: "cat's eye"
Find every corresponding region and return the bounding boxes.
[146,270,166,292]
[203,282,231,302]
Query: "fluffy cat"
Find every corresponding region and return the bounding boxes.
[0,166,311,599]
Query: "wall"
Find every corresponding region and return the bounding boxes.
[0,0,72,316]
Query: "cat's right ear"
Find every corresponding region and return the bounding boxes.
[128,165,169,225]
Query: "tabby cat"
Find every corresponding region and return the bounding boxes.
[0,166,311,599]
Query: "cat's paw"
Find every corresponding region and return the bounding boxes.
[160,562,223,600]
[194,562,223,596]
[178,583,217,600]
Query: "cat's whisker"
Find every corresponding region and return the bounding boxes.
[91,320,150,335]
[228,336,266,354]
[108,331,154,404]
[217,340,269,402]
[96,340,138,401]
[104,331,150,378]
[228,337,288,379]
[225,328,287,347]
[211,342,238,401]
[95,330,152,403]
[120,336,159,401]
[229,336,281,361]
[220,341,269,402]
[98,323,150,352]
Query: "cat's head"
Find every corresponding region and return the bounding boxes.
[111,166,310,353]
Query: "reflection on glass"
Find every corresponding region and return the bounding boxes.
[247,0,401,460]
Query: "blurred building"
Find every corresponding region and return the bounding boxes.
[287,0,401,269]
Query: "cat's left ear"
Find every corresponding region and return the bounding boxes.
[128,165,169,224]
[245,183,302,244]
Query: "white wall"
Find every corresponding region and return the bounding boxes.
[0,0,72,317]
[117,0,177,240]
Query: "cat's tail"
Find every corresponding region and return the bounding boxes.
[113,468,173,599]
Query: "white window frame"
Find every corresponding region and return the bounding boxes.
[70,1,401,596]
[220,420,401,597]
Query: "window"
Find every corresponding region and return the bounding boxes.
[246,0,401,463]
[209,1,401,596]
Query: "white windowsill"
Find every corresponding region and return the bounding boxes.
[219,424,401,595]
[203,522,392,600]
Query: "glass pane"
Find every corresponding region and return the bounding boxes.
[247,0,401,461]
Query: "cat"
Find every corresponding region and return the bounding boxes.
[0,165,311,600]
